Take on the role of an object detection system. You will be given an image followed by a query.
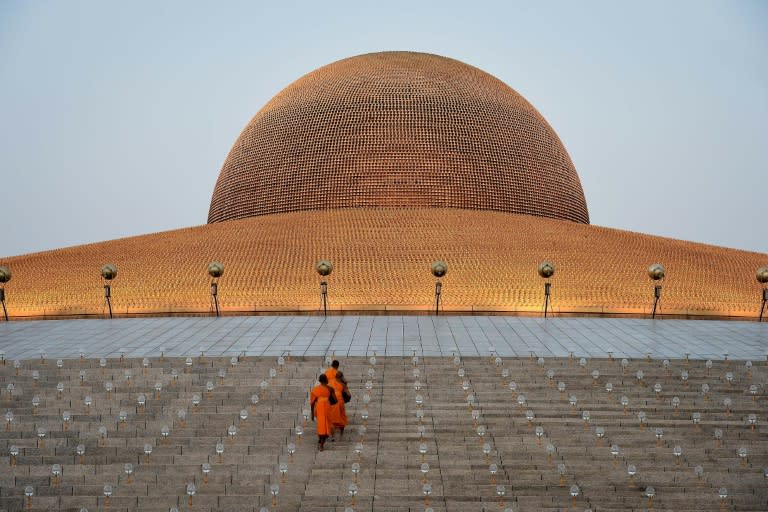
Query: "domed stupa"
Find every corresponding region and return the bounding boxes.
[0,52,764,319]
[208,51,589,224]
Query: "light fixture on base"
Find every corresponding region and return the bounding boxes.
[100,264,118,319]
[647,263,665,319]
[537,261,555,318]
[207,261,224,317]
[757,266,768,322]
[0,266,10,321]
[431,261,447,316]
[316,260,333,316]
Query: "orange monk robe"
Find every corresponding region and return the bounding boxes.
[328,379,348,428]
[324,367,337,382]
[310,384,333,436]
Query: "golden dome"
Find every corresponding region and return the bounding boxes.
[208,51,589,224]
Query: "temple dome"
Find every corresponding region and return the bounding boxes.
[208,51,589,224]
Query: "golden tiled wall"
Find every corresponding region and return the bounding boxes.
[1,208,765,318]
[208,52,589,225]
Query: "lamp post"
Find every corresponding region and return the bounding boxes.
[538,261,555,318]
[757,266,768,322]
[207,262,224,317]
[100,264,117,319]
[0,265,10,321]
[648,263,665,319]
[316,260,333,316]
[431,261,447,316]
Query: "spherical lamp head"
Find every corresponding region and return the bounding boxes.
[100,264,118,281]
[757,266,768,284]
[431,261,448,278]
[0,266,10,284]
[648,263,665,281]
[538,261,555,279]
[316,260,333,277]
[207,261,224,279]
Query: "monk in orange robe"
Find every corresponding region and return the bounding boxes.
[329,371,350,438]
[310,374,336,450]
[324,360,339,382]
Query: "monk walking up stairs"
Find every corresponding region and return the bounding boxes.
[310,374,337,451]
[325,359,339,382]
[329,370,351,439]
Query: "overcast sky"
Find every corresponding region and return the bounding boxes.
[1,0,766,257]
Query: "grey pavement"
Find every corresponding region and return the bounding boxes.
[0,316,766,361]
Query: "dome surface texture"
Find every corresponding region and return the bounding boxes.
[208,51,589,224]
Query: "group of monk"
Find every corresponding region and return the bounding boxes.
[309,360,351,451]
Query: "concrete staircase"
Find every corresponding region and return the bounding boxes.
[1,352,766,511]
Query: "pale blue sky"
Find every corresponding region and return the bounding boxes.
[1,0,766,256]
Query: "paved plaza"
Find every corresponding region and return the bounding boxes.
[1,316,766,361]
